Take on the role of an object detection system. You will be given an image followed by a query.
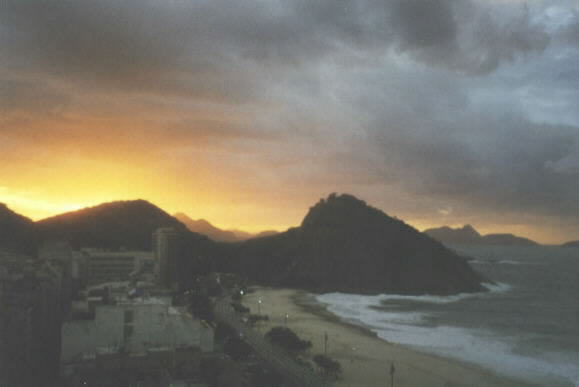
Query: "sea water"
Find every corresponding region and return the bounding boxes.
[317,245,579,387]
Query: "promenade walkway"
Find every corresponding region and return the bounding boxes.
[214,297,332,387]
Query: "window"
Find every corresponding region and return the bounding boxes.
[123,325,134,339]
[124,309,134,323]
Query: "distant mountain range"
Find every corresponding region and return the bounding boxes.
[424,225,539,247]
[0,194,490,295]
[174,213,278,242]
[562,240,579,248]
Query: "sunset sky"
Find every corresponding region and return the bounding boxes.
[2,0,579,243]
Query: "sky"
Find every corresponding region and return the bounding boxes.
[1,0,579,243]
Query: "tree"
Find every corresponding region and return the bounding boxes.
[265,327,312,354]
[313,354,342,380]
[231,302,250,314]
[224,335,253,361]
[214,322,236,342]
[246,364,283,387]
[188,292,214,321]
[247,314,268,326]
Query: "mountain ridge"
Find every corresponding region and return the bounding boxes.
[219,193,487,295]
[562,240,579,248]
[174,212,279,242]
[37,200,201,250]
[174,213,239,242]
[424,225,538,247]
[0,202,38,254]
[1,195,488,295]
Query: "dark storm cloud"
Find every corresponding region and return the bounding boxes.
[357,71,579,220]
[0,0,551,92]
[1,0,579,239]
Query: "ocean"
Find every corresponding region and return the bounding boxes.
[317,245,579,387]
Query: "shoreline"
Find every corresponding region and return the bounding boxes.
[242,287,537,387]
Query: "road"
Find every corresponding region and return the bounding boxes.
[214,297,332,387]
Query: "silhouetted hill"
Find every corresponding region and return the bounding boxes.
[424,225,538,246]
[254,230,279,238]
[230,229,279,240]
[481,234,538,246]
[562,240,579,248]
[229,229,252,240]
[174,213,279,242]
[37,200,199,250]
[174,213,238,242]
[219,194,487,295]
[424,225,481,244]
[0,203,38,254]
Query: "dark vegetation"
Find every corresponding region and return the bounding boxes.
[245,363,283,387]
[214,323,238,344]
[212,323,283,387]
[186,290,214,322]
[247,314,269,326]
[231,302,250,314]
[201,357,246,387]
[313,354,342,380]
[265,327,312,354]
[224,335,253,361]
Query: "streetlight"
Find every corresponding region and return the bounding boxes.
[258,298,262,315]
[285,313,289,325]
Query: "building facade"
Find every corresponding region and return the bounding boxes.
[153,228,188,289]
[79,248,154,285]
[61,297,214,379]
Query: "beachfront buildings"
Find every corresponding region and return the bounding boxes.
[39,243,156,287]
[79,248,155,285]
[61,294,214,381]
[37,227,188,290]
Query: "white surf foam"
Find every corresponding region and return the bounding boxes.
[318,281,511,307]
[316,287,579,386]
[498,259,521,265]
[470,259,537,265]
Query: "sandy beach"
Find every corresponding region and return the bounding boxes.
[241,287,536,387]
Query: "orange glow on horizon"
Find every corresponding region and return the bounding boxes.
[0,185,297,234]
[0,111,567,244]
[1,185,561,244]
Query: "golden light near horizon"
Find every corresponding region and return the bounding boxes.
[0,180,570,245]
[0,186,298,234]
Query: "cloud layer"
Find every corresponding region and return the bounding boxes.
[1,0,579,242]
